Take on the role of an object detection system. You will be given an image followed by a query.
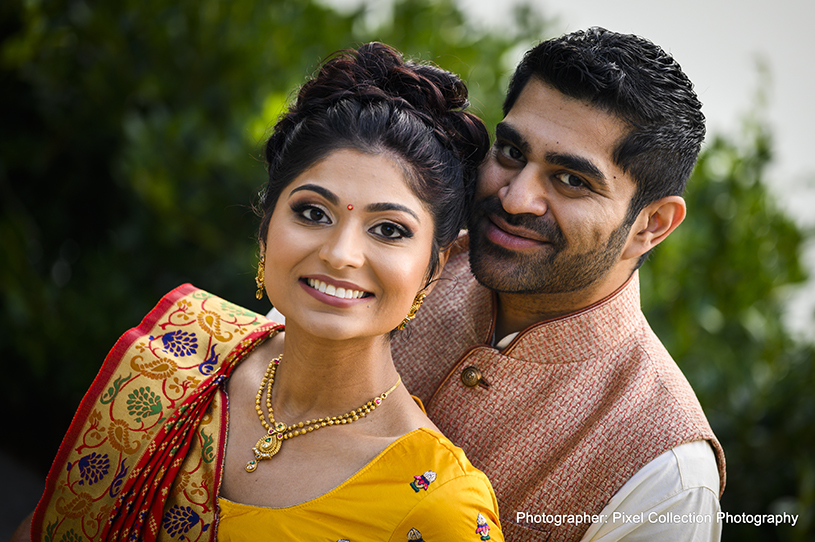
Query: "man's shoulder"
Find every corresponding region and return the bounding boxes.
[622,440,721,501]
[578,441,722,542]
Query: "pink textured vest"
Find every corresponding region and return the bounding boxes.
[392,239,725,542]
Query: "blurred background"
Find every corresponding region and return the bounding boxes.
[1,0,812,540]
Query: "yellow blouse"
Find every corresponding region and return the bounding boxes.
[217,427,503,541]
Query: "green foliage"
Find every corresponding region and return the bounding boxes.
[2,1,813,540]
[640,119,815,541]
[0,0,546,472]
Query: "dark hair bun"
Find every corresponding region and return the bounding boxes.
[290,42,487,166]
[260,42,489,285]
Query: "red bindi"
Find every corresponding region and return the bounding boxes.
[347,204,354,211]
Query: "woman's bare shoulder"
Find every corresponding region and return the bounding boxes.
[227,331,283,399]
[382,387,440,437]
[10,511,33,542]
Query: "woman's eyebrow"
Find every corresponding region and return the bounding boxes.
[289,184,339,204]
[365,202,420,222]
[290,184,420,221]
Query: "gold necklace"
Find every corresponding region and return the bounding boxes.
[245,354,402,472]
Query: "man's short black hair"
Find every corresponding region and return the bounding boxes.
[505,27,705,227]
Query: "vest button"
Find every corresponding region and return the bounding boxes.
[461,366,482,388]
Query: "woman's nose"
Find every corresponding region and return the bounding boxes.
[318,224,366,269]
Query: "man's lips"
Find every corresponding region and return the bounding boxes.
[484,214,548,250]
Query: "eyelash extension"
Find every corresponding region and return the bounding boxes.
[376,221,414,240]
[290,201,330,223]
[290,201,415,240]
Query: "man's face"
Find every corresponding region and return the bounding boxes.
[469,78,639,296]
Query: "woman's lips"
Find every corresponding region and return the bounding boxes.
[306,277,368,299]
[299,275,372,307]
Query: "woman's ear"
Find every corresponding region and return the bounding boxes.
[621,196,687,261]
[437,247,451,273]
[423,248,451,296]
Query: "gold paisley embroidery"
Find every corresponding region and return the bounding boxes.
[131,355,178,380]
[55,492,93,518]
[82,409,106,448]
[197,310,220,336]
[185,470,213,505]
[88,409,102,425]
[197,310,233,342]
[97,503,113,522]
[107,419,141,455]
[171,472,190,497]
[167,374,200,398]
[187,478,209,501]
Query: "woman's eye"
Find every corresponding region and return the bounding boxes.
[556,172,585,189]
[371,222,409,240]
[299,205,330,223]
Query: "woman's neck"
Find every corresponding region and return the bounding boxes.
[269,323,401,423]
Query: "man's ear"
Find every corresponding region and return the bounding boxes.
[622,196,686,261]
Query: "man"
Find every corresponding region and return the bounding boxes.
[392,27,725,541]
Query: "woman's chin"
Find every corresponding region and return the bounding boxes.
[285,315,395,343]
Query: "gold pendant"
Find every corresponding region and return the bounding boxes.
[245,432,283,472]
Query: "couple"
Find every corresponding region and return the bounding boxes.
[21,28,724,542]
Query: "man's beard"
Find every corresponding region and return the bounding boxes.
[467,196,631,295]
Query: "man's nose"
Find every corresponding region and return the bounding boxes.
[498,166,548,216]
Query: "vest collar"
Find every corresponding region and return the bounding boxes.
[487,272,643,364]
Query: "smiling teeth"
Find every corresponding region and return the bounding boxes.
[307,278,366,299]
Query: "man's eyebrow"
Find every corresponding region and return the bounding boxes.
[289,184,339,204]
[545,152,607,186]
[495,122,531,155]
[497,121,607,186]
[366,202,420,222]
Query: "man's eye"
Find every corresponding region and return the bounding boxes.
[556,172,585,188]
[499,144,524,161]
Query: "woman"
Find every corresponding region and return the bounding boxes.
[19,43,502,541]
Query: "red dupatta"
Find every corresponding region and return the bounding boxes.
[32,284,280,541]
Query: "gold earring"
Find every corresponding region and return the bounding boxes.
[398,292,427,330]
[255,256,266,300]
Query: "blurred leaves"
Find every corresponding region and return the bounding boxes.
[0,0,545,473]
[640,117,814,541]
[1,0,813,540]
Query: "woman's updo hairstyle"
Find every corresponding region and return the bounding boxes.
[258,42,489,284]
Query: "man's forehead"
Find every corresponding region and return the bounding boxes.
[499,79,637,197]
[502,79,628,160]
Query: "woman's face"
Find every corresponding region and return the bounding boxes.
[264,148,436,341]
